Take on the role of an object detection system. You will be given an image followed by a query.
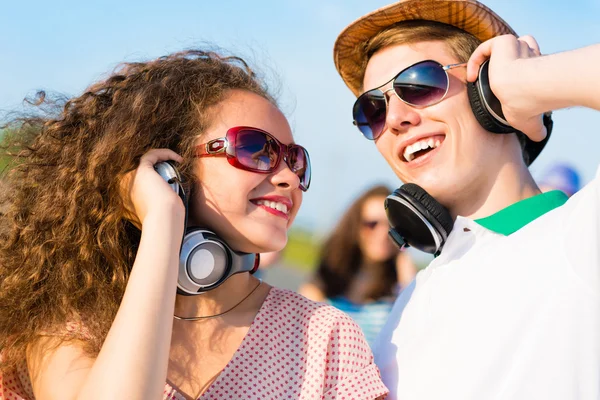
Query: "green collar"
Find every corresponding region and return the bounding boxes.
[474,190,568,236]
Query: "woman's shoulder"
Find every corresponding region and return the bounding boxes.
[0,358,35,400]
[264,287,365,332]
[267,287,344,313]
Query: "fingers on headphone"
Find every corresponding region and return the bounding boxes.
[140,148,183,167]
[518,35,541,57]
[467,34,515,81]
[523,117,548,143]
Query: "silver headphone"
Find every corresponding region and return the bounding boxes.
[153,161,259,296]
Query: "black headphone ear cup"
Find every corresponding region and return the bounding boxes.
[467,79,554,166]
[385,183,453,255]
[467,81,514,134]
[525,113,553,165]
[399,184,454,236]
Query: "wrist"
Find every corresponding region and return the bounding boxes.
[141,204,186,234]
[519,54,583,114]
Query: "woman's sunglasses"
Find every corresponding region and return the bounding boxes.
[353,60,467,140]
[361,219,390,230]
[195,126,311,191]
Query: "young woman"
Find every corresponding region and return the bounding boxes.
[0,49,387,400]
[299,185,416,347]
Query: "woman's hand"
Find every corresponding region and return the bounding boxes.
[120,149,185,229]
[466,34,547,143]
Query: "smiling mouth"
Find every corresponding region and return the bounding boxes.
[402,135,444,162]
[251,199,290,215]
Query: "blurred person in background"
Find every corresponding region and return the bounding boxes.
[538,162,581,197]
[299,185,416,347]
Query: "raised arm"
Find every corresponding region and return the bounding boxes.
[28,149,185,400]
[467,36,600,141]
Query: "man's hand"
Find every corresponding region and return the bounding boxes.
[466,34,547,143]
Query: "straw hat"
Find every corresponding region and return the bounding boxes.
[333,0,516,97]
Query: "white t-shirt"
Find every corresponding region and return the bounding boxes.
[374,166,600,400]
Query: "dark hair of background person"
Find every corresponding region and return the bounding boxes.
[0,49,274,369]
[314,185,397,300]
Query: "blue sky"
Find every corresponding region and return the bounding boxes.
[2,0,599,234]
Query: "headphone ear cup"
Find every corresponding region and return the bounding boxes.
[525,113,553,165]
[399,184,454,236]
[177,228,259,295]
[385,183,453,255]
[467,64,554,166]
[467,80,514,134]
[154,161,258,295]
[178,229,231,295]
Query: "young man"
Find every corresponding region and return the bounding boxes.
[333,0,600,399]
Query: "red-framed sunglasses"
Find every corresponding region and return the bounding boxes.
[194,126,311,191]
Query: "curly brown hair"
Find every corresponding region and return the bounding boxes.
[0,49,275,369]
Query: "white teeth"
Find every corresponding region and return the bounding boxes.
[255,200,289,214]
[403,137,442,162]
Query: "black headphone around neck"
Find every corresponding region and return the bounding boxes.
[385,60,553,255]
[153,161,259,296]
[385,183,454,256]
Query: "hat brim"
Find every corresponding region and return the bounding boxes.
[334,0,516,97]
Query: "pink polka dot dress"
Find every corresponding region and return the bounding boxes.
[1,288,388,400]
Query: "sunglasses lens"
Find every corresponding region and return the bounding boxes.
[362,220,379,229]
[288,146,311,191]
[362,219,389,230]
[353,90,387,140]
[394,60,448,106]
[231,128,311,192]
[235,129,280,171]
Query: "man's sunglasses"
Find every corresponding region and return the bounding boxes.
[195,126,311,191]
[353,60,467,140]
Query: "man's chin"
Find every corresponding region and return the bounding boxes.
[411,180,454,203]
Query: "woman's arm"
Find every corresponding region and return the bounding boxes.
[28,149,185,400]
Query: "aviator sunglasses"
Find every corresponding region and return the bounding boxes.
[195,126,311,191]
[353,60,466,140]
